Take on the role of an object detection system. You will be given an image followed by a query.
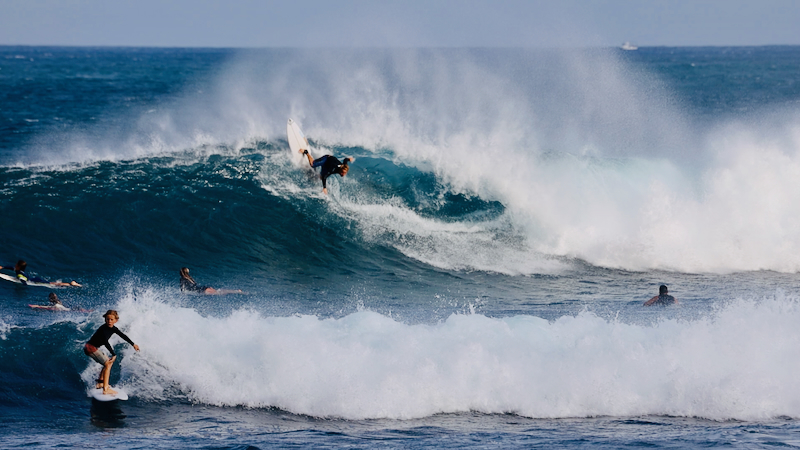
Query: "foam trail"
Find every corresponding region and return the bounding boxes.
[104,289,800,421]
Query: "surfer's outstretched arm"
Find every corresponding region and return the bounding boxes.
[300,149,314,167]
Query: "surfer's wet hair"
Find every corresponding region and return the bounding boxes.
[103,310,119,320]
[659,285,668,295]
[335,161,350,177]
[180,267,196,284]
[16,260,26,271]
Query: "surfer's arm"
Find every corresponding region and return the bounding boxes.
[302,149,316,167]
[114,328,137,348]
[643,296,659,306]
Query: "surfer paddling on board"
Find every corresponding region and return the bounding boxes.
[0,260,81,287]
[48,292,66,308]
[299,148,353,195]
[180,267,242,295]
[84,310,139,395]
[29,292,92,312]
[644,285,679,306]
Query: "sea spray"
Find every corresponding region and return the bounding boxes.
[107,290,800,421]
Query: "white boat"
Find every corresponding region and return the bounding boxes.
[621,42,638,51]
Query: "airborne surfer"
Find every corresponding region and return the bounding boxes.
[299,148,353,195]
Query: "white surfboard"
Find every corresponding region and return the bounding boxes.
[287,118,309,160]
[88,387,128,402]
[0,272,55,287]
[29,304,92,312]
[29,303,70,311]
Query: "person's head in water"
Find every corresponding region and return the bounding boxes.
[659,285,668,295]
[48,292,60,305]
[15,260,26,272]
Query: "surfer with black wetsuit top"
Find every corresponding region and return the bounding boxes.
[84,310,140,395]
[644,285,679,306]
[300,148,352,195]
[0,260,81,286]
[180,267,242,295]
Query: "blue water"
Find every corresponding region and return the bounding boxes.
[3,46,800,448]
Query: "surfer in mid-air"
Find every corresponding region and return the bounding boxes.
[0,260,81,286]
[299,148,352,195]
[84,310,140,395]
[644,285,679,306]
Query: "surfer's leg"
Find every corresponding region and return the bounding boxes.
[86,348,109,388]
[49,280,81,287]
[217,289,244,295]
[101,357,118,395]
[311,155,328,169]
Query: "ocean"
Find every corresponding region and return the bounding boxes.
[2,45,800,448]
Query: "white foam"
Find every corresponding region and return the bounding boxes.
[109,288,800,421]
[18,49,800,273]
[0,318,14,340]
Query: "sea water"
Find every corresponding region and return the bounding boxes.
[2,46,800,448]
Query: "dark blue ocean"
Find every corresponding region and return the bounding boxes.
[3,46,800,448]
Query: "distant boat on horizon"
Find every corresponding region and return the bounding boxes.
[621,42,638,51]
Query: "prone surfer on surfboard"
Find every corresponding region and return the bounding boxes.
[84,310,140,395]
[299,148,353,195]
[0,260,81,287]
[179,267,243,295]
[46,292,68,310]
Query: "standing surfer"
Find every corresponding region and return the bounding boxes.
[299,148,353,195]
[84,310,140,395]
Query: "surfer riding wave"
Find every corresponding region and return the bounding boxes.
[300,149,352,195]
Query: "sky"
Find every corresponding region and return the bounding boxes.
[1,0,799,48]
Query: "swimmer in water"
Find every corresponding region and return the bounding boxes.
[644,285,679,306]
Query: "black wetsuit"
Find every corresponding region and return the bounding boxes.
[311,155,344,189]
[87,324,135,357]
[651,294,677,306]
[180,277,209,293]
[2,265,46,285]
